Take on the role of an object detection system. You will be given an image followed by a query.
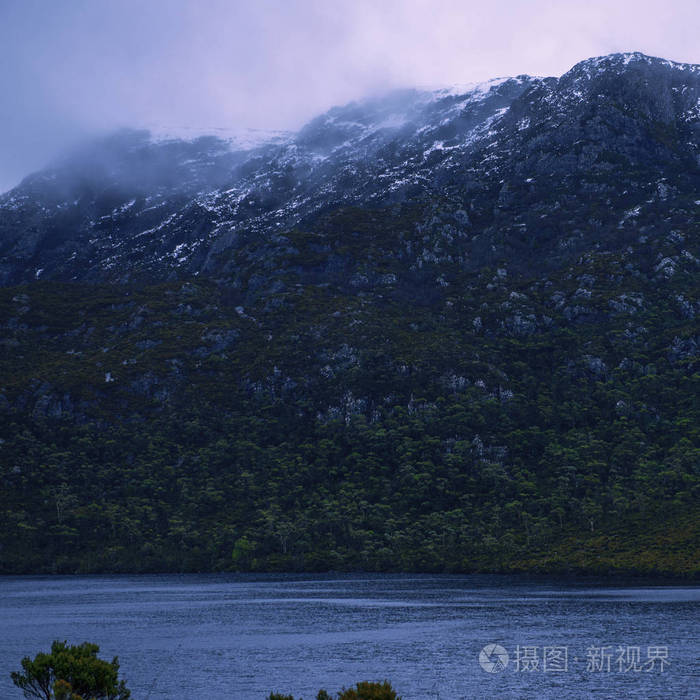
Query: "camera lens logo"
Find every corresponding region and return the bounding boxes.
[479,644,509,673]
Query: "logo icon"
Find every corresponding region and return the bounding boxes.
[479,644,509,673]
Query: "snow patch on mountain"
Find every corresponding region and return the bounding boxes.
[143,125,293,151]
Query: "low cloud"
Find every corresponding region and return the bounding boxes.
[0,0,697,192]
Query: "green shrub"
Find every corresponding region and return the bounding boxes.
[11,640,130,700]
[267,681,400,700]
[337,681,401,700]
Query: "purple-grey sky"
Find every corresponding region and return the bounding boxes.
[0,0,697,192]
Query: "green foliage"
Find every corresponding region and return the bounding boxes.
[0,230,698,577]
[10,640,130,700]
[267,681,400,700]
[337,681,400,700]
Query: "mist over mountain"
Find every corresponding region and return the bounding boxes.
[1,52,698,288]
[0,53,698,576]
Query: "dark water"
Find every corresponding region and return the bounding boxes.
[0,574,698,699]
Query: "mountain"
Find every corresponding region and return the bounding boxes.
[1,52,698,288]
[0,53,698,576]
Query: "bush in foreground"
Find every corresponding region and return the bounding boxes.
[268,680,400,699]
[11,640,130,700]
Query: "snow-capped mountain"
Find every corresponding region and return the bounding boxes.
[2,53,699,579]
[0,52,698,286]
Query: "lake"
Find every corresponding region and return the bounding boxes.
[0,574,698,699]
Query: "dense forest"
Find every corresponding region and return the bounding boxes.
[1,228,697,575]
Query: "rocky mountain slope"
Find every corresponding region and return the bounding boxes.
[2,51,698,288]
[0,53,698,576]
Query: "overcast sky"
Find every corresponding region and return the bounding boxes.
[0,0,697,192]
